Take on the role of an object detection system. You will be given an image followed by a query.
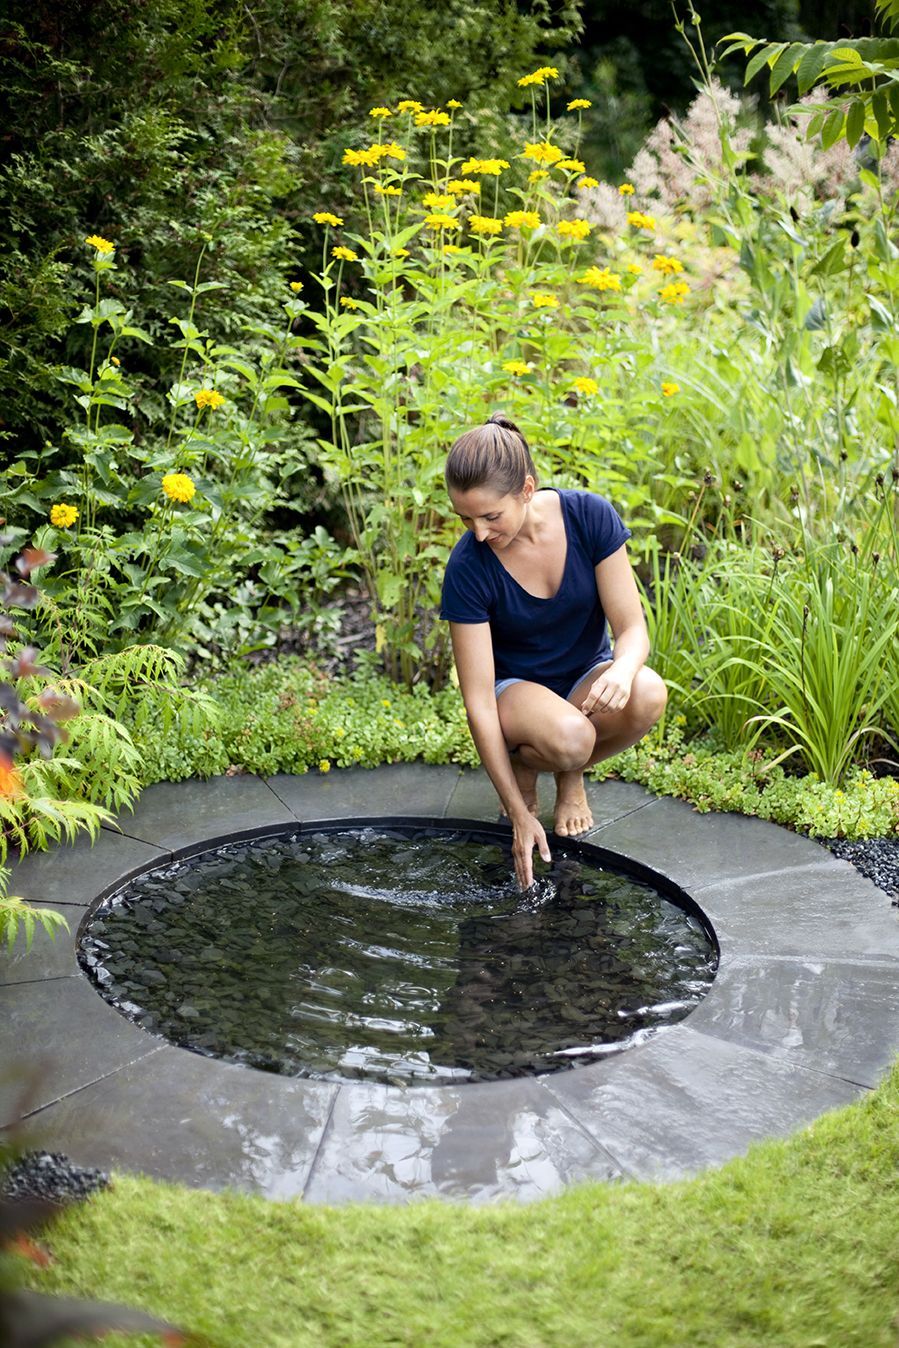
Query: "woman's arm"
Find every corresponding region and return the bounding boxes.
[580,545,650,717]
[449,621,551,887]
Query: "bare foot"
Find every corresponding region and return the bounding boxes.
[553,770,593,836]
[501,756,539,818]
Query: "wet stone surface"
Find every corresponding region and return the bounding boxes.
[79,826,717,1088]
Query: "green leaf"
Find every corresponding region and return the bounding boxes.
[810,237,847,276]
[846,98,866,147]
[821,107,845,149]
[770,43,805,94]
[745,41,787,86]
[796,42,836,94]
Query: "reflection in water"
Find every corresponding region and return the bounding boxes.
[80,827,716,1086]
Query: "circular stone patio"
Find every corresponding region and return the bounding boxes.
[2,765,898,1206]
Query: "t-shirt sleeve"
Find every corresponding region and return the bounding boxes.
[440,543,492,623]
[579,491,631,564]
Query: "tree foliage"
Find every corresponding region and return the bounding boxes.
[721,0,899,150]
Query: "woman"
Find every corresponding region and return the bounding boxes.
[441,413,667,889]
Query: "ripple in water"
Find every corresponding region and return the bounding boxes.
[79,826,717,1085]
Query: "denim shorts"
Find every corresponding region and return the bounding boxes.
[494,658,612,703]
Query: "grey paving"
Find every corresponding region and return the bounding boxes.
[16,1047,338,1200]
[8,829,169,908]
[541,1024,863,1181]
[1,764,898,1205]
[302,1075,624,1205]
[267,763,460,822]
[104,775,296,856]
[0,978,160,1128]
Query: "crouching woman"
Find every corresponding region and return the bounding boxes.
[440,413,667,889]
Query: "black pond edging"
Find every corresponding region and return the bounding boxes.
[2,767,898,1205]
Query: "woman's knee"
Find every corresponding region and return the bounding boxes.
[632,667,667,728]
[549,714,597,770]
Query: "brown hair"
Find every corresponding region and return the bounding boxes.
[444,413,538,497]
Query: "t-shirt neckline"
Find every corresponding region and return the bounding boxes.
[484,486,570,604]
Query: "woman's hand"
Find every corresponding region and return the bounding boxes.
[511,813,552,890]
[580,663,634,717]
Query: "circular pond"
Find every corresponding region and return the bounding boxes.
[78,821,718,1086]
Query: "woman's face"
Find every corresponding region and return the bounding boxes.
[449,476,535,549]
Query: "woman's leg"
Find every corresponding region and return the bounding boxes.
[567,662,668,767]
[496,681,599,836]
[497,666,668,837]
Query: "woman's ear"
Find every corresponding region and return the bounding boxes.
[521,474,537,504]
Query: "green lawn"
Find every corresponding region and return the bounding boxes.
[14,1058,899,1347]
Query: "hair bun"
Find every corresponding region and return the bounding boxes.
[485,412,519,432]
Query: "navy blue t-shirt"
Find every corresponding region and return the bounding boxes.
[440,487,631,697]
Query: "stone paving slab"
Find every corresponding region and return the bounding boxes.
[302,1075,624,1205]
[541,1023,864,1182]
[103,775,296,855]
[8,830,169,908]
[1,903,83,986]
[0,979,160,1128]
[689,863,899,962]
[15,1046,339,1201]
[687,955,899,1088]
[267,763,460,822]
[445,769,655,834]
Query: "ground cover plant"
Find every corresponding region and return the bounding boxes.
[7,1059,899,1346]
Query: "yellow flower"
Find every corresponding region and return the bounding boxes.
[577,176,599,189]
[381,141,407,161]
[334,726,345,737]
[313,211,344,226]
[523,141,564,166]
[49,502,78,528]
[459,158,509,175]
[627,210,656,231]
[659,281,690,304]
[652,254,684,275]
[340,296,360,309]
[555,158,586,173]
[375,184,402,196]
[422,192,455,209]
[393,247,410,258]
[618,183,635,196]
[503,360,530,376]
[318,759,331,773]
[469,214,504,236]
[577,266,622,291]
[415,109,451,127]
[528,169,549,183]
[446,99,462,109]
[85,234,114,253]
[289,280,304,293]
[111,356,121,365]
[447,178,480,195]
[567,98,592,111]
[557,218,592,241]
[397,100,424,114]
[518,66,559,87]
[661,381,680,396]
[424,213,460,230]
[627,262,643,275]
[530,291,559,308]
[503,210,541,229]
[572,376,599,396]
[342,146,381,167]
[369,106,392,117]
[381,699,391,707]
[194,388,226,410]
[161,472,197,504]
[332,245,359,261]
[443,244,465,254]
